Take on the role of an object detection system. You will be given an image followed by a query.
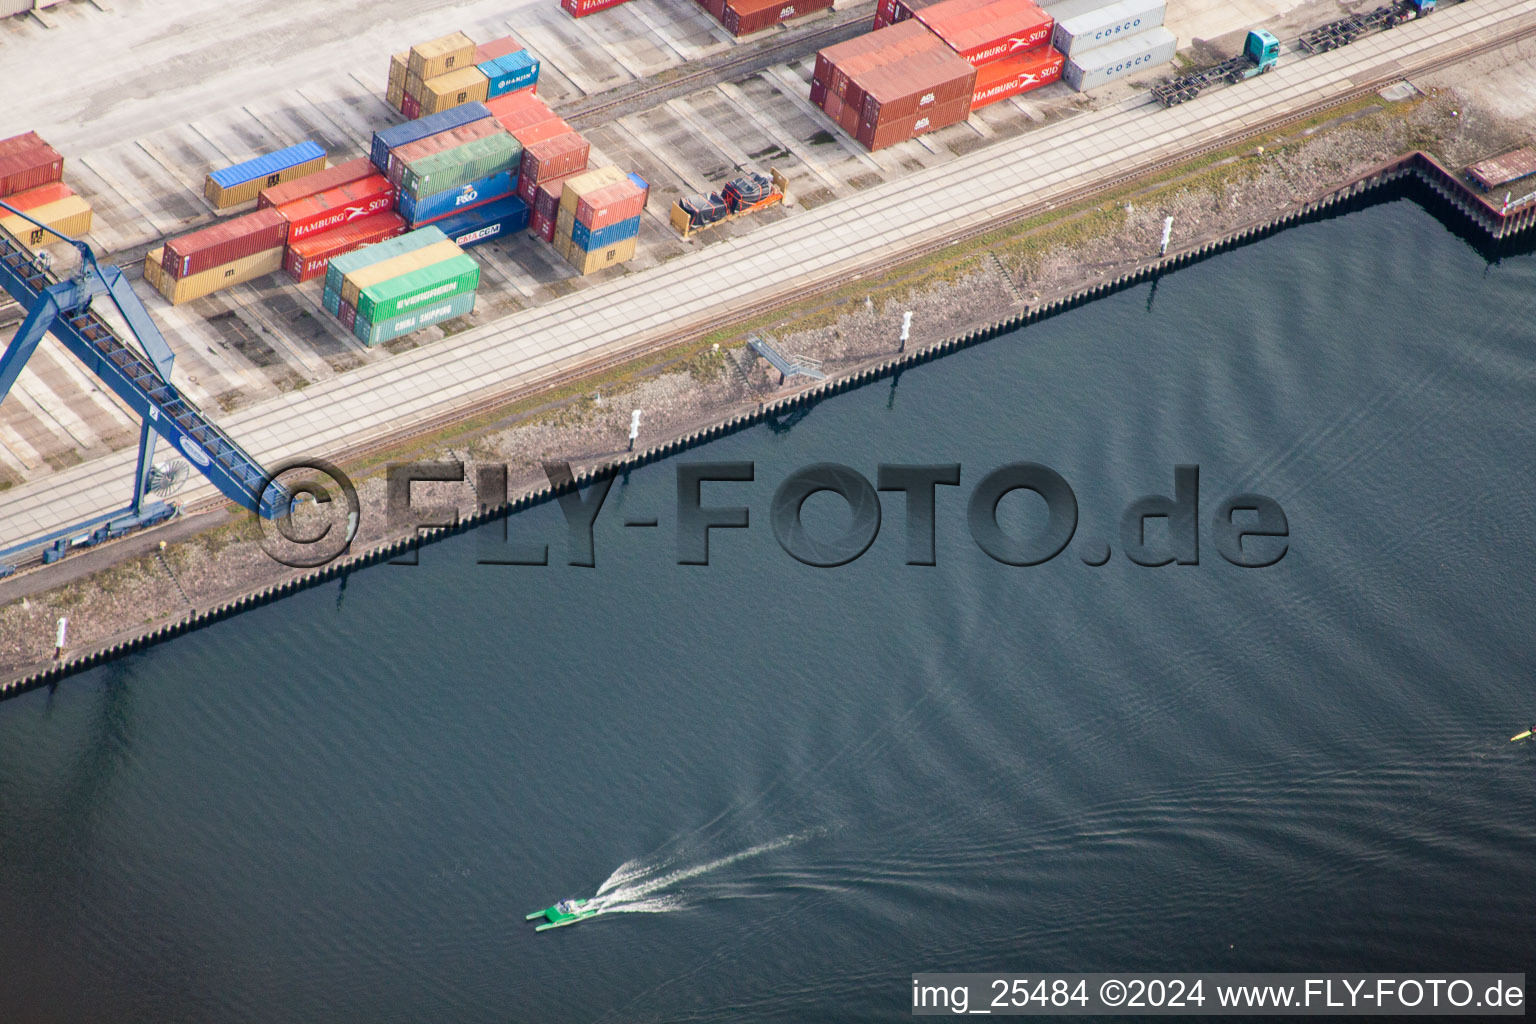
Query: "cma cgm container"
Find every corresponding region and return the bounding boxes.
[1049,0,1166,58]
[400,133,521,201]
[561,0,633,17]
[356,252,479,323]
[1062,25,1176,91]
[0,194,92,251]
[323,225,449,304]
[914,0,1052,67]
[408,32,475,80]
[517,132,590,203]
[339,239,463,308]
[278,175,395,242]
[483,51,540,98]
[356,290,476,347]
[398,168,516,226]
[257,157,375,209]
[722,0,834,35]
[145,245,284,305]
[431,196,530,248]
[163,208,288,279]
[0,134,64,197]
[370,102,492,174]
[387,118,502,184]
[970,46,1063,107]
[284,212,406,282]
[204,141,326,209]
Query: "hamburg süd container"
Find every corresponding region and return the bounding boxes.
[970,46,1064,107]
[1061,25,1176,91]
[338,238,463,308]
[284,212,406,282]
[386,118,503,184]
[431,196,530,248]
[258,157,375,209]
[420,66,491,115]
[355,289,476,347]
[278,175,396,242]
[369,102,492,173]
[324,225,449,299]
[483,51,540,98]
[561,0,634,17]
[408,32,476,81]
[163,208,289,279]
[146,245,284,305]
[0,194,91,250]
[356,252,479,323]
[914,0,1053,67]
[204,141,326,209]
[721,0,834,35]
[399,132,522,201]
[1049,0,1165,58]
[398,168,516,226]
[517,132,590,203]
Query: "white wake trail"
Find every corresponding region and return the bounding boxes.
[589,830,823,916]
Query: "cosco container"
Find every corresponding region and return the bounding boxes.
[420,66,490,115]
[356,253,479,323]
[570,214,639,252]
[431,196,530,248]
[338,239,463,308]
[369,102,492,174]
[0,136,64,198]
[560,0,633,17]
[1049,0,1165,57]
[970,46,1063,108]
[278,175,395,241]
[204,141,326,209]
[408,32,475,81]
[397,168,516,226]
[0,194,91,250]
[284,212,406,282]
[258,157,375,209]
[399,132,521,200]
[146,245,284,305]
[163,208,288,279]
[354,290,476,347]
[1062,25,1176,91]
[721,0,834,35]
[483,51,540,98]
[324,225,449,296]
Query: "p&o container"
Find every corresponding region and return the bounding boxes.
[204,141,326,209]
[163,208,289,279]
[398,168,516,226]
[1061,25,1176,91]
[1049,0,1165,58]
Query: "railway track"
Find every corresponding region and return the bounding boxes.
[180,9,1536,523]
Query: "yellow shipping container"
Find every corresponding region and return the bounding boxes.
[408,32,475,81]
[405,70,426,103]
[420,67,489,115]
[149,246,284,305]
[339,239,463,308]
[566,236,636,276]
[388,51,409,94]
[144,247,166,294]
[554,207,574,243]
[558,165,627,215]
[204,154,326,209]
[1,195,93,251]
[387,78,406,112]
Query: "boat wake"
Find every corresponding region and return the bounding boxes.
[584,830,823,919]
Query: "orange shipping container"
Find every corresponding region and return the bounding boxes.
[970,47,1063,108]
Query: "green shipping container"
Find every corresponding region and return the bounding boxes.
[323,225,449,295]
[399,133,522,201]
[356,253,480,323]
[354,289,477,347]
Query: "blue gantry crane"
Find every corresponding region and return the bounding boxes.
[0,201,287,571]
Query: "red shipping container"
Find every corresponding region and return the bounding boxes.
[970,47,1062,108]
[386,118,503,184]
[810,76,828,107]
[700,0,727,19]
[575,179,646,230]
[0,132,49,160]
[534,171,581,223]
[257,157,376,210]
[401,92,422,120]
[859,47,975,124]
[339,299,357,330]
[278,175,397,242]
[914,0,1052,66]
[163,208,289,279]
[487,91,557,135]
[474,35,522,64]
[562,0,632,16]
[0,181,74,213]
[858,94,969,150]
[0,138,64,198]
[509,116,573,150]
[284,212,406,282]
[517,132,590,202]
[722,0,833,35]
[530,206,557,242]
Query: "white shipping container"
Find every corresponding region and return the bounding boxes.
[1051,0,1167,57]
[1063,25,1177,92]
[0,0,32,16]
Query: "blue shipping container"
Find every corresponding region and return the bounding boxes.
[571,215,640,252]
[369,102,493,173]
[483,51,540,98]
[399,169,516,226]
[354,290,477,347]
[322,285,342,316]
[210,141,326,189]
[433,196,530,248]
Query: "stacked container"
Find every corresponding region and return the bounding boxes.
[691,0,833,35]
[396,32,477,118]
[554,166,645,275]
[153,209,288,304]
[913,0,1053,66]
[561,0,634,17]
[323,227,479,347]
[276,174,396,243]
[257,157,377,209]
[0,132,92,251]
[284,212,406,282]
[811,22,977,150]
[1045,0,1172,91]
[204,141,326,209]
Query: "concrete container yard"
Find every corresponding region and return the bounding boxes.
[1,0,1535,552]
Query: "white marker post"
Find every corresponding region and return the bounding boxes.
[1160,216,1174,256]
[628,410,642,452]
[54,616,67,660]
[900,311,912,351]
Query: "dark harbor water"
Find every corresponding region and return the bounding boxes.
[3,197,1535,1022]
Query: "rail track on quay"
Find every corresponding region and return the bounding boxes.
[170,9,1536,524]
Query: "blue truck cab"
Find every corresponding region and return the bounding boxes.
[1244,29,1282,74]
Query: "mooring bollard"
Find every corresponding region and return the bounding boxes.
[1160,216,1174,256]
[900,311,912,352]
[628,409,642,452]
[54,616,67,660]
